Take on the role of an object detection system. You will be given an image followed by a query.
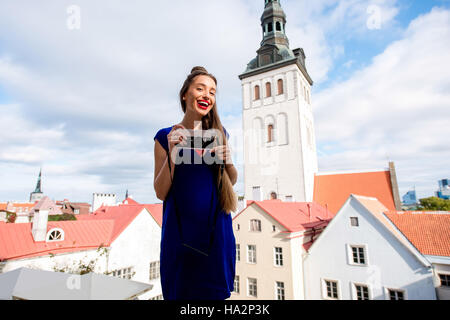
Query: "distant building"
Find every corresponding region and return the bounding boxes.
[56,200,91,215]
[29,169,44,203]
[436,179,450,200]
[402,189,417,205]
[92,193,117,212]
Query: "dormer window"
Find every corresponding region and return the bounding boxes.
[46,228,64,242]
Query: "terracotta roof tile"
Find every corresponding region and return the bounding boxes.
[384,211,450,257]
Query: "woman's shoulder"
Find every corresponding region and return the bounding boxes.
[153,125,174,151]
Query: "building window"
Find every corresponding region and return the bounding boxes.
[234,275,240,294]
[46,228,64,242]
[285,195,293,202]
[439,274,450,287]
[267,22,273,33]
[324,280,339,299]
[149,261,160,280]
[265,82,272,97]
[248,278,257,297]
[275,21,282,32]
[247,245,257,264]
[276,281,285,300]
[388,289,405,300]
[274,247,283,266]
[254,85,260,100]
[236,244,240,262]
[350,245,367,265]
[250,219,261,232]
[272,225,276,232]
[354,284,370,300]
[236,223,240,231]
[350,217,359,227]
[277,79,284,95]
[112,267,134,280]
[267,124,274,142]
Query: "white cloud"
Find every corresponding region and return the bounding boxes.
[314,7,450,199]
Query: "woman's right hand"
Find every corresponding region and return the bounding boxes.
[167,124,187,162]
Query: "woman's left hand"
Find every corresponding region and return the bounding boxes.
[212,144,232,165]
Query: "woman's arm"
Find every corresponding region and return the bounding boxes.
[153,140,175,201]
[225,163,238,186]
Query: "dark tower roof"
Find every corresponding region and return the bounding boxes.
[33,169,42,193]
[239,0,313,84]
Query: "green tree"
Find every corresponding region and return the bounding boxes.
[418,197,450,211]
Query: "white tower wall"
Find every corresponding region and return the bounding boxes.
[242,63,318,202]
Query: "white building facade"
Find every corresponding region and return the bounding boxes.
[303,195,436,300]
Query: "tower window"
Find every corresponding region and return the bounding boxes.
[268,22,273,33]
[265,82,272,97]
[254,85,260,100]
[277,79,284,95]
[276,21,282,31]
[267,124,274,142]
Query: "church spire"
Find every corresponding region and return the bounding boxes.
[239,0,312,85]
[260,0,289,47]
[34,168,42,193]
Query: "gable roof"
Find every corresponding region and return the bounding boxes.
[384,211,450,257]
[234,199,334,233]
[305,194,431,267]
[313,169,398,214]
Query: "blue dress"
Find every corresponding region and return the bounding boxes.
[153,125,236,300]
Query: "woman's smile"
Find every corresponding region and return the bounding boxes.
[197,99,210,110]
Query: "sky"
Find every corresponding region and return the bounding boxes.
[0,0,449,204]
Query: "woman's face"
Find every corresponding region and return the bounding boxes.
[183,75,216,117]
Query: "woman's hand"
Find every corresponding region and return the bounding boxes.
[212,144,232,166]
[167,124,187,161]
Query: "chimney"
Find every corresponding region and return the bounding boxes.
[32,209,48,242]
[307,203,312,222]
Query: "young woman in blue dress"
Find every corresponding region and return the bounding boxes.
[153,66,238,300]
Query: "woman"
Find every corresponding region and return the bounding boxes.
[153,66,238,300]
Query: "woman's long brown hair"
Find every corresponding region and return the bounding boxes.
[179,66,237,214]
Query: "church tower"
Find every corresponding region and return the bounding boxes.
[239,0,318,202]
[30,168,44,203]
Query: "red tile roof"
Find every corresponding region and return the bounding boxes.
[234,199,334,232]
[76,205,144,242]
[0,203,7,211]
[0,220,114,261]
[384,211,450,257]
[313,170,397,214]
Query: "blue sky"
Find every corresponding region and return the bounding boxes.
[0,0,449,204]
